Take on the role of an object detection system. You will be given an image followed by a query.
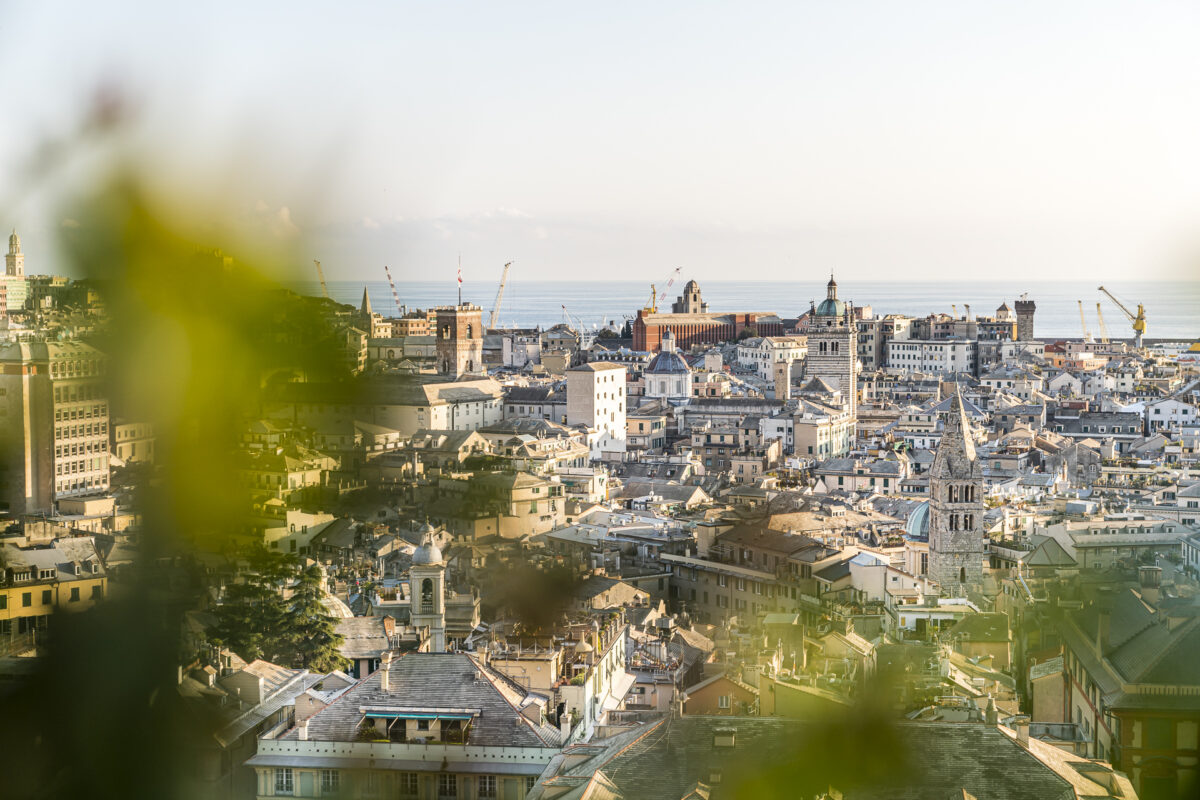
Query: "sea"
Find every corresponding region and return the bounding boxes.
[301,279,1200,341]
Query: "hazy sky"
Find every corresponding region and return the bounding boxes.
[2,2,1199,283]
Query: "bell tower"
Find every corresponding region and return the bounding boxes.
[6,230,24,277]
[927,390,985,594]
[409,523,447,651]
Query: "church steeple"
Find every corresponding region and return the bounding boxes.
[360,286,373,316]
[927,388,984,595]
[5,229,24,277]
[409,523,447,652]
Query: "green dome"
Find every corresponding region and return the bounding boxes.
[815,298,846,317]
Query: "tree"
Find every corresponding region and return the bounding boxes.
[281,564,349,673]
[737,325,759,341]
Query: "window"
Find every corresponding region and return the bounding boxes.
[70,587,80,602]
[526,776,538,791]
[274,768,293,794]
[718,694,731,709]
[438,774,457,798]
[478,775,497,798]
[399,773,419,796]
[42,589,52,605]
[320,770,340,793]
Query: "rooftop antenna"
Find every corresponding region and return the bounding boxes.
[457,253,462,306]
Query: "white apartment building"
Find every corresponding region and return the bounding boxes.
[737,336,808,381]
[887,338,977,376]
[566,362,627,460]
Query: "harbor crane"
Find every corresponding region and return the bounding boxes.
[383,265,405,316]
[1095,303,1110,344]
[656,266,682,307]
[489,261,513,330]
[1098,286,1147,348]
[1077,301,1092,342]
[313,259,330,299]
[645,284,658,314]
[561,304,595,349]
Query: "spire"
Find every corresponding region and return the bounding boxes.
[826,273,838,300]
[360,286,373,315]
[939,386,977,466]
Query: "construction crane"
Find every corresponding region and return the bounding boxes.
[951,304,957,318]
[313,259,330,299]
[1098,286,1147,348]
[656,267,682,307]
[1077,300,1092,342]
[963,304,971,319]
[645,284,658,314]
[383,265,404,317]
[1095,302,1110,344]
[561,304,594,349]
[489,261,513,329]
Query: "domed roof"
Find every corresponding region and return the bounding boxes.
[814,298,847,317]
[646,350,690,374]
[683,279,700,292]
[412,523,443,565]
[904,501,930,541]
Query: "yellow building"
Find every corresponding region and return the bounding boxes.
[0,538,107,643]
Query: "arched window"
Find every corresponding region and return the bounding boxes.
[466,324,473,338]
[959,567,967,584]
[832,342,839,353]
[421,578,434,613]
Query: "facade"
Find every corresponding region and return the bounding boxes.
[1015,297,1036,341]
[435,304,484,378]
[112,421,156,464]
[0,340,111,514]
[927,392,985,594]
[0,538,107,641]
[566,362,627,459]
[887,338,978,376]
[803,276,857,422]
[633,280,783,351]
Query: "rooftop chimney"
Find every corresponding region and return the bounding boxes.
[1138,565,1162,607]
[380,653,393,692]
[298,718,309,741]
[1096,609,1111,655]
[1014,717,1030,748]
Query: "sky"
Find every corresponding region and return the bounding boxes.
[1,1,1198,284]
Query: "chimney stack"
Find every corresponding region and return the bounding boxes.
[381,653,393,692]
[298,719,309,741]
[1096,609,1111,655]
[1138,565,1162,607]
[1014,717,1030,748]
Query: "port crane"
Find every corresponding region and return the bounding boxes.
[645,284,658,314]
[313,259,330,299]
[1095,303,1110,344]
[1077,301,1092,342]
[383,265,405,316]
[1097,286,1147,348]
[656,267,682,307]
[561,304,595,349]
[489,261,513,330]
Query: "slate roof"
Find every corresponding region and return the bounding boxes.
[566,717,1078,800]
[336,617,392,660]
[284,653,558,747]
[945,613,1010,643]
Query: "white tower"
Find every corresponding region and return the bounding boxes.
[409,523,447,652]
[6,230,24,277]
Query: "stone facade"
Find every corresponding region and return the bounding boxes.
[1014,298,1036,341]
[927,392,984,593]
[804,276,858,421]
[435,304,483,378]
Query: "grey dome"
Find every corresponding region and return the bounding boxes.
[412,523,443,565]
[646,351,690,374]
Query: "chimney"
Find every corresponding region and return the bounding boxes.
[1014,717,1030,748]
[985,696,998,725]
[380,653,393,692]
[298,718,309,741]
[1096,609,1111,655]
[1138,565,1162,607]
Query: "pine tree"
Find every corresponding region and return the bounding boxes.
[282,564,348,673]
[210,546,295,665]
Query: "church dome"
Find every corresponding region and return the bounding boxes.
[646,350,690,374]
[412,523,443,565]
[814,274,846,317]
[814,298,846,317]
[904,501,930,541]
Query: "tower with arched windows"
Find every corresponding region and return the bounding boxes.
[805,275,858,421]
[928,390,985,594]
[435,304,483,378]
[409,523,447,651]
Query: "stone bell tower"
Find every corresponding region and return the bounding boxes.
[928,390,985,595]
[409,523,447,652]
[6,230,24,277]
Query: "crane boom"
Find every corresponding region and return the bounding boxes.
[383,265,403,316]
[1098,285,1147,348]
[313,259,330,299]
[489,261,512,329]
[645,284,657,314]
[1095,303,1110,344]
[1077,301,1091,342]
[656,267,682,305]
